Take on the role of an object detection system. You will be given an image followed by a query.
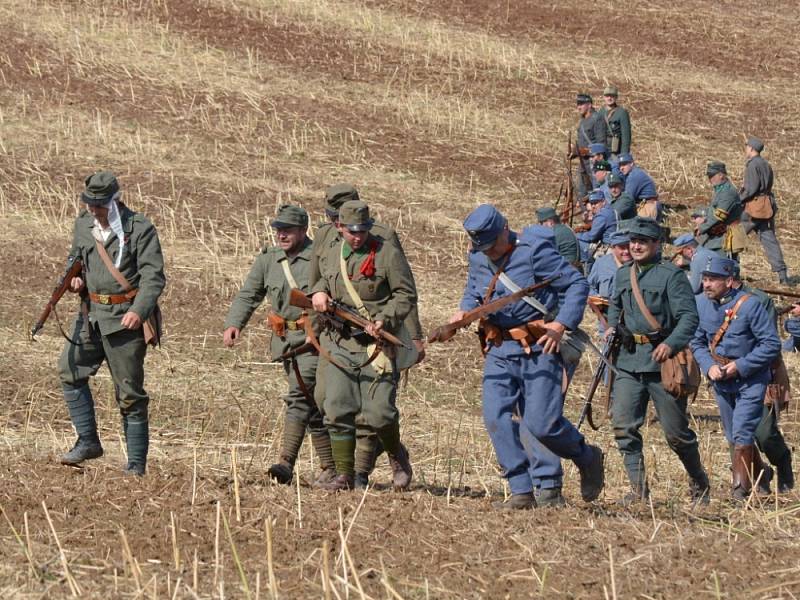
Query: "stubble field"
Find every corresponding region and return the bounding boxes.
[2,1,800,598]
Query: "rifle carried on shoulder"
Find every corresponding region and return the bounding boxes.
[759,287,800,300]
[271,341,316,363]
[577,327,620,431]
[427,278,556,344]
[289,288,408,348]
[30,255,84,339]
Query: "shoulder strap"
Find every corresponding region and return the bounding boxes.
[629,264,660,331]
[604,107,617,125]
[95,239,133,292]
[279,256,299,289]
[709,294,751,356]
[339,242,371,319]
[483,246,514,304]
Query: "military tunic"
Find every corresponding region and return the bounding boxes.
[598,105,632,156]
[739,154,787,274]
[552,222,580,264]
[610,192,637,221]
[576,110,607,196]
[698,180,743,255]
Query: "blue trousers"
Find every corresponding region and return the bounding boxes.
[482,351,591,495]
[713,377,769,446]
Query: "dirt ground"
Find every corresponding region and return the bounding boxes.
[2,0,800,598]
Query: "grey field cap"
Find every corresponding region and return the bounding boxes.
[271,204,309,229]
[81,171,119,206]
[338,200,374,232]
[324,183,360,214]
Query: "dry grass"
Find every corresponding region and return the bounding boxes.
[2,0,800,597]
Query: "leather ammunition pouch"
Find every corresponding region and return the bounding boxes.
[744,194,774,220]
[767,356,790,410]
[267,311,305,339]
[636,198,659,219]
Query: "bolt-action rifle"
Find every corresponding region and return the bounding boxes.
[577,328,620,431]
[271,341,316,363]
[30,256,85,339]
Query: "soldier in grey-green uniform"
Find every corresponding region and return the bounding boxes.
[310,184,424,489]
[536,207,580,266]
[57,171,165,476]
[698,161,743,257]
[606,217,709,504]
[311,200,416,491]
[223,204,335,486]
[608,173,637,221]
[598,85,632,157]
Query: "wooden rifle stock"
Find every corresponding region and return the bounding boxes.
[30,256,83,339]
[759,288,800,300]
[272,341,316,363]
[288,288,407,348]
[577,329,619,431]
[427,278,556,344]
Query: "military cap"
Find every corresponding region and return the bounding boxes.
[746,136,764,153]
[81,171,120,206]
[609,230,630,246]
[589,143,608,156]
[617,218,634,233]
[576,93,593,105]
[603,85,619,97]
[617,153,634,165]
[593,160,612,173]
[463,204,507,252]
[536,207,558,223]
[271,204,308,229]
[588,190,606,203]
[702,256,737,278]
[324,183,360,215]
[691,207,707,218]
[706,161,727,177]
[672,233,697,248]
[627,217,661,240]
[608,173,625,187]
[338,200,374,232]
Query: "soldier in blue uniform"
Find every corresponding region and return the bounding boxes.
[691,257,781,500]
[593,160,614,202]
[577,190,617,268]
[698,162,744,257]
[450,204,605,509]
[618,154,660,220]
[671,233,716,295]
[588,230,631,301]
[606,217,709,504]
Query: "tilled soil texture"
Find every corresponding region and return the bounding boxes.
[2,0,800,598]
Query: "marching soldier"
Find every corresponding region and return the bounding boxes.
[690,257,781,501]
[739,136,791,285]
[536,207,580,266]
[698,161,745,258]
[57,171,165,476]
[223,204,336,486]
[311,200,417,491]
[598,85,632,157]
[450,204,605,509]
[572,93,607,197]
[606,217,709,504]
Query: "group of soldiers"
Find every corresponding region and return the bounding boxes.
[50,85,795,506]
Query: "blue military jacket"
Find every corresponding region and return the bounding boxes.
[577,204,617,245]
[588,253,622,299]
[691,288,780,386]
[622,166,657,200]
[460,228,588,358]
[687,245,717,295]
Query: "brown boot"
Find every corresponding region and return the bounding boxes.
[319,473,354,492]
[388,444,413,490]
[752,449,774,496]
[492,492,535,510]
[312,467,337,488]
[732,444,755,501]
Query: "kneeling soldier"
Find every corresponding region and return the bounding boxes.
[691,257,781,501]
[223,205,336,485]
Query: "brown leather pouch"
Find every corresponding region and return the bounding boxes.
[745,195,774,220]
[267,311,286,338]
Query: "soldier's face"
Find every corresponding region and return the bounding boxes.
[603,94,617,107]
[338,225,369,250]
[702,275,733,299]
[619,162,633,175]
[273,226,306,253]
[576,102,591,115]
[708,173,725,186]
[86,203,110,228]
[611,243,631,262]
[628,236,659,262]
[594,169,607,182]
[609,184,622,198]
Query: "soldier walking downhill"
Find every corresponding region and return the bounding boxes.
[58,171,165,476]
[598,85,632,158]
[606,217,709,504]
[223,204,336,486]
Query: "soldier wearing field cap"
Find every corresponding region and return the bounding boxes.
[606,217,709,505]
[739,136,790,285]
[698,161,744,258]
[598,85,632,157]
[608,173,636,221]
[311,200,417,491]
[450,204,605,509]
[672,233,715,294]
[310,184,424,489]
[572,93,607,197]
[593,160,614,202]
[224,204,336,486]
[691,256,781,501]
[577,190,618,268]
[618,154,660,221]
[537,206,580,266]
[57,171,165,476]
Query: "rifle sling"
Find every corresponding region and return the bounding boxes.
[94,240,134,292]
[302,313,380,372]
[290,356,314,404]
[709,294,750,363]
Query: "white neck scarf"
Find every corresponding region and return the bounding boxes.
[94,193,126,267]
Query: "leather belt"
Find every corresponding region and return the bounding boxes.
[285,319,302,331]
[89,290,138,305]
[632,333,652,344]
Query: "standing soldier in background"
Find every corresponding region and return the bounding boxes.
[588,230,632,327]
[572,93,607,198]
[598,85,632,158]
[537,207,580,267]
[310,184,424,488]
[606,217,709,504]
[617,154,659,220]
[223,204,336,486]
[739,136,791,285]
[698,161,745,258]
[57,172,165,476]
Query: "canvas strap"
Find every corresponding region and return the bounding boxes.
[94,239,134,292]
[628,264,661,332]
[279,257,299,289]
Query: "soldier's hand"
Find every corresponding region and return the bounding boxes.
[448,310,467,324]
[312,292,331,313]
[603,327,615,341]
[721,362,739,379]
[791,304,800,317]
[708,364,724,381]
[223,326,240,347]
[365,320,383,338]
[413,339,426,364]
[69,277,85,293]
[537,321,565,354]
[121,311,142,330]
[651,343,672,363]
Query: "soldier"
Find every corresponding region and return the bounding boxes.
[450,204,605,509]
[577,191,617,250]
[598,85,632,157]
[608,173,637,221]
[698,161,744,258]
[690,257,781,500]
[671,233,715,294]
[572,93,607,197]
[310,184,424,489]
[739,136,790,285]
[605,217,709,504]
[536,207,580,266]
[588,230,631,315]
[311,200,416,491]
[618,154,659,220]
[57,171,165,476]
[223,204,336,486]
[784,305,800,352]
[593,160,614,202]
